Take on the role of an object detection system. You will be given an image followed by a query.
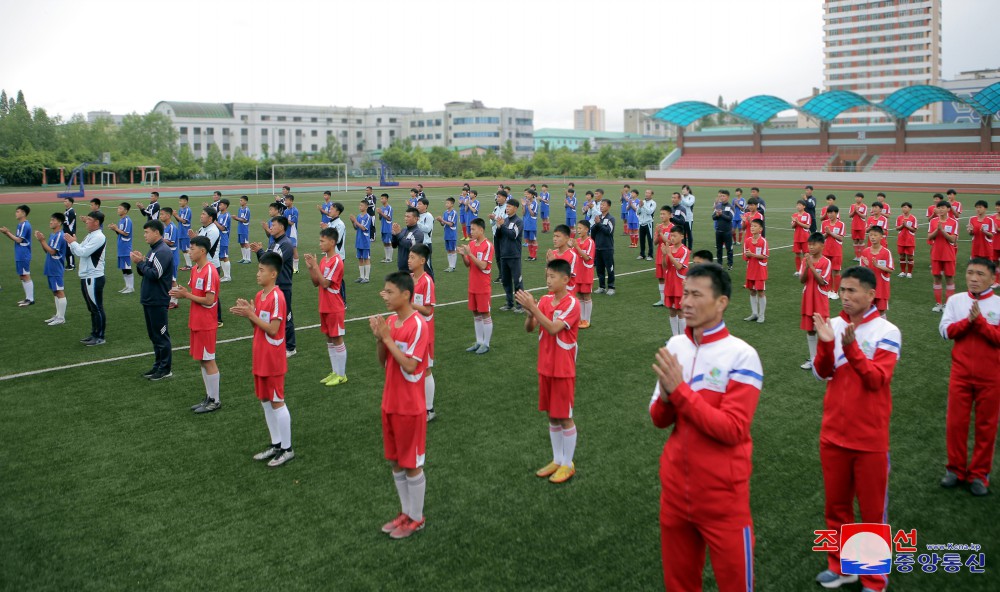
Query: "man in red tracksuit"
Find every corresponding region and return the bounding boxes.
[650,264,763,591]
[939,258,1000,496]
[811,266,901,592]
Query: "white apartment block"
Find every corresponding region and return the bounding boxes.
[624,108,677,138]
[152,101,423,162]
[404,101,534,157]
[823,0,942,124]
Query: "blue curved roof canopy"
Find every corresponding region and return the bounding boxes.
[799,90,876,122]
[969,81,1000,116]
[652,101,723,127]
[878,85,965,119]
[731,95,797,125]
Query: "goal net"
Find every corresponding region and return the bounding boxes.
[271,163,348,196]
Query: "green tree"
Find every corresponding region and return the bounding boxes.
[501,140,515,164]
[174,144,201,179]
[0,90,7,116]
[579,139,592,153]
[204,143,226,178]
[118,112,178,159]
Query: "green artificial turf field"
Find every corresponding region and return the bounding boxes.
[0,182,996,591]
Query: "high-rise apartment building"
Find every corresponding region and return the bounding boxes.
[404,101,534,157]
[573,105,605,131]
[823,0,942,124]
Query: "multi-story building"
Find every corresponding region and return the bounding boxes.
[823,0,942,124]
[941,68,1000,124]
[152,101,422,163]
[573,105,605,131]
[624,108,678,138]
[404,101,534,157]
[534,128,672,152]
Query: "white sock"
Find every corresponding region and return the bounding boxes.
[562,425,578,466]
[758,296,766,317]
[292,258,299,272]
[261,402,280,445]
[333,342,347,375]
[549,424,564,465]
[393,470,410,516]
[184,253,192,267]
[669,316,678,336]
[55,296,67,319]
[243,247,251,261]
[473,317,484,344]
[583,300,592,322]
[678,317,687,334]
[385,246,392,261]
[807,334,818,362]
[448,253,456,268]
[406,472,426,521]
[170,296,178,305]
[750,295,758,315]
[222,260,231,279]
[425,374,435,411]
[274,404,292,449]
[206,370,220,403]
[22,280,33,301]
[658,283,664,304]
[124,274,134,290]
[482,316,493,346]
[365,264,371,280]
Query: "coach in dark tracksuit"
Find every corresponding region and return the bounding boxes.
[496,198,524,310]
[254,216,296,354]
[132,220,175,379]
[591,199,616,293]
[712,190,735,269]
[391,207,425,272]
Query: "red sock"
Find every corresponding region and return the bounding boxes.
[543,221,549,232]
[461,226,468,239]
[833,274,841,293]
[529,245,537,258]
[795,255,801,270]
[946,284,955,300]
[934,284,942,304]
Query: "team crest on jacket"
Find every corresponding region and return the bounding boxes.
[705,367,726,388]
[987,311,999,323]
[860,339,875,357]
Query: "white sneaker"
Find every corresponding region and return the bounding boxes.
[744,314,758,322]
[816,569,859,589]
[932,303,944,312]
[606,289,616,296]
[829,293,839,300]
[47,317,66,326]
[286,349,298,358]
[220,277,232,283]
[121,288,134,294]
[756,316,765,323]
[267,448,295,467]
[793,272,801,277]
[907,273,913,279]
[43,316,56,323]
[898,272,906,278]
[800,360,813,370]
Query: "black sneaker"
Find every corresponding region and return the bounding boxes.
[190,395,210,411]
[85,338,106,346]
[195,399,221,414]
[143,368,159,379]
[80,335,95,344]
[149,370,173,381]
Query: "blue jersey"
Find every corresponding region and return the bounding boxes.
[380,205,394,234]
[524,201,538,231]
[44,231,65,276]
[237,206,251,233]
[621,193,629,215]
[320,201,333,224]
[627,199,641,224]
[117,217,132,254]
[408,197,419,208]
[458,197,467,219]
[442,209,458,240]
[217,211,232,245]
[177,206,193,231]
[164,222,178,251]
[468,199,480,218]
[732,197,745,222]
[565,196,577,218]
[355,213,372,249]
[285,206,299,241]
[14,221,32,260]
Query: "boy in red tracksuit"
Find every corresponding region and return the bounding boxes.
[866,202,889,248]
[821,206,846,298]
[939,258,1000,496]
[860,226,894,316]
[812,266,901,592]
[848,193,868,260]
[895,202,917,279]
[653,206,673,307]
[650,263,763,592]
[800,233,831,370]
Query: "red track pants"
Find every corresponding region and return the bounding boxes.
[946,376,1000,486]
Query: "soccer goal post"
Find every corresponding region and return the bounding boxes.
[271,163,348,196]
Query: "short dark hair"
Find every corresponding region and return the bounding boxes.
[901,202,913,208]
[219,198,230,207]
[90,198,102,206]
[719,189,730,196]
[933,193,944,200]
[855,192,865,198]
[410,244,430,261]
[946,189,957,196]
[576,219,591,231]
[826,194,836,201]
[384,270,414,297]
[285,194,295,202]
[51,212,66,224]
[660,205,672,212]
[670,226,685,237]
[405,207,420,217]
[323,190,332,197]
[203,207,218,221]
[870,202,882,209]
[968,257,997,274]
[937,201,952,210]
[877,192,886,198]
[213,191,222,197]
[270,216,289,230]
[471,218,486,231]
[808,232,825,244]
[332,202,344,214]
[144,220,164,235]
[259,252,282,272]
[16,204,30,216]
[601,199,612,207]
[805,185,814,190]
[826,205,839,214]
[190,236,211,251]
[380,193,389,199]
[975,200,989,208]
[497,190,508,199]
[240,195,249,201]
[160,206,173,215]
[86,210,105,225]
[553,224,571,236]
[506,198,520,208]
[446,197,455,204]
[269,202,283,211]
[692,249,714,261]
[178,194,189,202]
[686,263,730,298]
[119,202,131,212]
[750,219,764,229]
[868,225,884,235]
[418,197,429,207]
[150,191,160,198]
[797,199,808,207]
[842,265,877,291]
[320,226,339,244]
[282,185,291,191]
[63,197,75,204]
[546,258,572,278]
[750,187,760,192]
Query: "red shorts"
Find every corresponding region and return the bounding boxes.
[897,245,914,256]
[665,296,682,309]
[320,311,345,337]
[468,292,491,313]
[254,374,285,402]
[189,328,217,361]
[793,241,807,254]
[801,314,824,332]
[539,375,575,419]
[851,228,866,241]
[655,264,666,279]
[827,255,842,271]
[576,282,593,294]
[381,411,426,469]
[874,297,888,312]
[932,259,956,277]
[993,250,1000,263]
[744,279,766,291]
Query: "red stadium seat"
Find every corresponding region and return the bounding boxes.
[871,152,1000,172]
[671,153,833,171]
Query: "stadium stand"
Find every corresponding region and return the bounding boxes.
[871,151,1000,172]
[672,153,834,171]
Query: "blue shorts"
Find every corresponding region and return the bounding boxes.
[238,231,249,244]
[47,275,64,292]
[524,230,536,241]
[566,216,577,228]
[540,204,550,218]
[15,259,30,275]
[118,256,131,270]
[357,248,370,260]
[381,232,392,245]
[172,250,180,280]
[219,243,229,259]
[627,222,639,231]
[288,236,297,247]
[178,233,190,250]
[445,240,456,252]
[621,210,628,219]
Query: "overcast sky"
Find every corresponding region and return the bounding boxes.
[1,0,993,130]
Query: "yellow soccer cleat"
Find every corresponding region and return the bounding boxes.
[549,463,576,484]
[535,461,560,478]
[320,372,338,385]
[327,374,348,387]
